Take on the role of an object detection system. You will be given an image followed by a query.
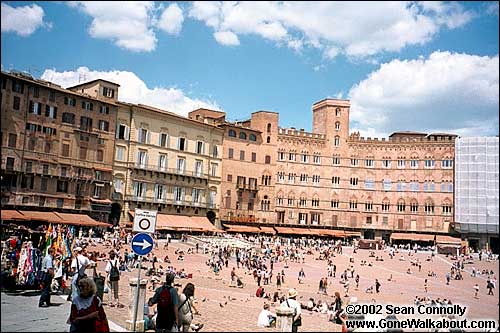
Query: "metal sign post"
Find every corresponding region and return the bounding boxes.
[132,255,143,332]
[130,232,155,332]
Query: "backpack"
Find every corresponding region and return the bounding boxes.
[109,260,120,281]
[156,286,176,330]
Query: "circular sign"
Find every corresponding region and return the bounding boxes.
[139,218,151,231]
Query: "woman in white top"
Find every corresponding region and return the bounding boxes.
[257,303,276,327]
[178,283,203,332]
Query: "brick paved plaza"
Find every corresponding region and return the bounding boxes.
[90,238,498,332]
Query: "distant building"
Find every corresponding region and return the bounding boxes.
[455,137,499,253]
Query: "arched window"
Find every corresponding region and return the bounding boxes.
[267,123,272,133]
[334,136,340,146]
[228,129,236,137]
[397,199,406,212]
[335,122,340,131]
[267,136,271,143]
[239,132,247,140]
[249,133,257,141]
[265,155,271,164]
[335,108,341,117]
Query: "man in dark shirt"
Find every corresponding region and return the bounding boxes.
[148,273,180,331]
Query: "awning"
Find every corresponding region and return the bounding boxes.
[154,213,221,232]
[436,235,461,245]
[344,231,362,237]
[54,212,111,227]
[391,232,435,242]
[259,226,276,234]
[274,227,313,235]
[1,210,28,221]
[19,211,62,223]
[224,224,261,233]
[318,229,346,237]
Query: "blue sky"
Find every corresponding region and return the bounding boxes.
[1,1,499,138]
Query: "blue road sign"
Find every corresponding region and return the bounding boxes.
[131,233,154,256]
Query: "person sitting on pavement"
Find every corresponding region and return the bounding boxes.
[257,303,276,328]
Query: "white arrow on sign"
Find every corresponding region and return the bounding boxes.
[132,239,153,250]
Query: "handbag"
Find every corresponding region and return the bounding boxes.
[95,317,110,333]
[286,300,302,327]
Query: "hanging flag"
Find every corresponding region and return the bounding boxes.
[44,224,53,256]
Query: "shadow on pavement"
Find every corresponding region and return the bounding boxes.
[3,290,41,297]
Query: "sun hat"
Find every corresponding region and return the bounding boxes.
[288,288,298,298]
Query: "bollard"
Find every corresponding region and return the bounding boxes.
[126,278,148,332]
[276,307,295,332]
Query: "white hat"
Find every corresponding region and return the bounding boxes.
[288,288,298,298]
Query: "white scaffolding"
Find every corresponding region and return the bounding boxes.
[455,137,499,234]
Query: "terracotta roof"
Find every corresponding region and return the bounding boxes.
[275,227,313,235]
[54,213,111,227]
[258,226,276,234]
[224,224,261,233]
[344,231,362,237]
[436,235,461,245]
[318,229,346,237]
[391,232,435,242]
[19,211,62,223]
[1,210,28,221]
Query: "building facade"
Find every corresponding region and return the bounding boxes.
[455,137,499,253]
[1,71,117,222]
[114,104,223,227]
[191,99,457,241]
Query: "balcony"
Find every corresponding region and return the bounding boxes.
[236,183,259,191]
[129,162,214,180]
[125,195,211,208]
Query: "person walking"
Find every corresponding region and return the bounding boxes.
[148,273,181,332]
[375,279,381,293]
[281,289,302,332]
[105,251,122,308]
[68,277,109,333]
[474,284,480,299]
[178,283,203,332]
[486,279,494,296]
[39,247,55,307]
[276,272,282,289]
[424,279,428,293]
[355,275,360,290]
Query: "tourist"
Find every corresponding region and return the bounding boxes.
[355,275,360,289]
[178,283,203,332]
[474,284,480,299]
[105,251,122,308]
[276,272,282,289]
[424,279,428,293]
[257,303,276,328]
[68,277,109,333]
[486,279,494,296]
[281,288,302,332]
[39,247,55,307]
[375,279,381,293]
[70,247,90,302]
[298,268,305,284]
[148,273,180,332]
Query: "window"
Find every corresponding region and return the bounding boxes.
[266,136,271,143]
[410,182,419,192]
[299,197,307,207]
[288,197,294,206]
[312,175,320,184]
[80,116,92,131]
[57,180,68,193]
[267,123,272,133]
[365,159,374,167]
[228,148,234,159]
[410,202,418,212]
[210,163,218,177]
[239,132,247,140]
[79,147,87,160]
[301,153,309,163]
[64,96,76,106]
[239,150,245,161]
[12,80,24,93]
[137,150,148,168]
[33,87,39,97]
[335,122,340,130]
[383,179,391,191]
[6,157,15,171]
[133,182,146,199]
[442,204,452,215]
[261,196,270,211]
[196,141,204,154]
[265,155,271,164]
[174,187,184,202]
[313,155,321,164]
[424,159,435,169]
[102,87,115,98]
[424,202,434,214]
[331,176,340,185]
[25,161,33,173]
[382,201,390,211]
[397,200,406,212]
[331,200,339,208]
[349,200,358,210]
[116,146,125,161]
[158,154,167,171]
[13,96,20,110]
[442,159,453,168]
[82,101,93,111]
[93,185,103,198]
[195,160,203,176]
[335,108,341,116]
[176,158,186,173]
[350,159,359,166]
[99,105,109,114]
[45,105,57,119]
[289,152,296,161]
[252,152,257,162]
[28,138,37,151]
[192,188,202,204]
[397,159,406,169]
[178,137,186,151]
[332,156,341,165]
[365,202,373,211]
[29,101,42,115]
[350,177,358,186]
[96,150,104,162]
[62,112,75,124]
[249,134,257,141]
[300,174,308,183]
[212,144,219,157]
[277,172,285,182]
[114,179,123,193]
[40,178,47,192]
[116,124,130,140]
[138,128,149,144]
[299,212,307,224]
[410,159,419,169]
[49,91,56,102]
[262,175,271,186]
[382,159,391,168]
[227,174,233,182]
[278,152,286,160]
[62,144,70,157]
[365,179,375,190]
[98,120,109,131]
[276,196,284,206]
[334,136,340,146]
[396,181,406,192]
[288,173,295,184]
[228,130,236,137]
[8,134,17,148]
[42,126,56,136]
[311,198,320,207]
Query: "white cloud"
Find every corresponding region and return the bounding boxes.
[1,3,50,36]
[68,1,161,52]
[486,2,499,16]
[213,30,240,46]
[348,51,499,138]
[40,67,221,116]
[188,1,474,60]
[157,3,184,35]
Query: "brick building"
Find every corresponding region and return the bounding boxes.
[191,99,457,241]
[1,71,117,222]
